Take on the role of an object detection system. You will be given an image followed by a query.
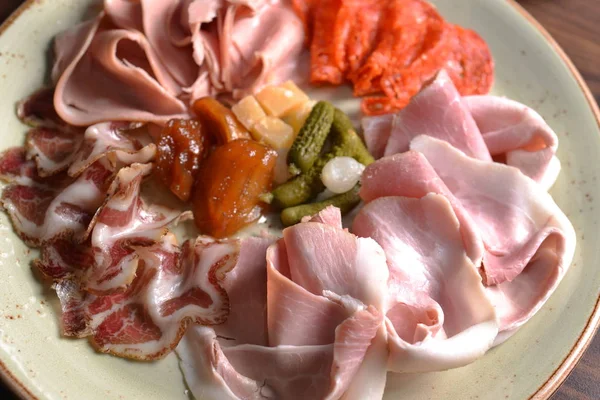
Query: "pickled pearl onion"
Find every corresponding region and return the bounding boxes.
[321,157,365,194]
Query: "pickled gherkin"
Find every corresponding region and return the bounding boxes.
[287,101,335,173]
[280,185,361,227]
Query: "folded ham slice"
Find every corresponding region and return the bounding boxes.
[463,95,560,190]
[361,71,561,188]
[352,194,498,372]
[51,1,305,125]
[53,13,190,126]
[359,135,575,338]
[411,136,575,334]
[381,70,491,161]
[178,209,390,400]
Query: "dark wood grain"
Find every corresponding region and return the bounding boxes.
[0,0,598,399]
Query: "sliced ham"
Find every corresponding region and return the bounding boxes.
[352,194,498,372]
[53,13,189,126]
[463,95,560,189]
[411,136,575,333]
[359,135,575,337]
[361,71,562,188]
[179,208,390,400]
[56,234,238,360]
[51,1,305,125]
[382,70,491,160]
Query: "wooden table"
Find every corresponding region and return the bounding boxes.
[0,0,598,399]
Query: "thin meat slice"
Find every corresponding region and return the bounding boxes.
[360,151,484,266]
[383,70,491,160]
[227,2,305,97]
[223,343,335,400]
[309,0,346,84]
[24,122,156,178]
[379,5,451,108]
[349,0,432,96]
[267,239,349,346]
[463,95,560,189]
[215,237,274,346]
[177,326,273,400]
[25,127,83,177]
[443,25,494,96]
[105,0,199,89]
[1,156,113,247]
[352,194,498,372]
[84,163,180,293]
[360,113,394,159]
[344,0,385,76]
[67,122,156,177]
[17,87,73,130]
[53,13,188,126]
[411,136,576,333]
[56,234,238,360]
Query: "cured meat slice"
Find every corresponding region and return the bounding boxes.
[56,234,238,360]
[84,163,180,293]
[443,25,494,96]
[105,0,198,88]
[463,95,560,189]
[379,5,451,107]
[1,155,112,247]
[214,237,274,346]
[227,2,305,97]
[24,122,156,178]
[309,0,345,84]
[25,127,83,177]
[17,87,72,130]
[411,136,575,334]
[349,0,432,96]
[67,122,156,177]
[359,150,484,266]
[382,70,491,160]
[344,0,385,76]
[360,113,393,159]
[353,194,498,372]
[53,13,189,126]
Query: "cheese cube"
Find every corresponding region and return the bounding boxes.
[282,100,317,134]
[231,95,267,130]
[256,81,310,117]
[250,117,295,150]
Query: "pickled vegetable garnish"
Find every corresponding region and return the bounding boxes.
[192,97,251,144]
[280,184,361,226]
[156,119,210,202]
[272,108,373,209]
[192,139,277,238]
[287,101,335,173]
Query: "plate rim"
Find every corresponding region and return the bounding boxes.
[0,0,599,399]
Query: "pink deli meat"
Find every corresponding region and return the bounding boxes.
[359,136,575,337]
[51,0,305,126]
[362,70,561,187]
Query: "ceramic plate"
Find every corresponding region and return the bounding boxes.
[1,0,599,399]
